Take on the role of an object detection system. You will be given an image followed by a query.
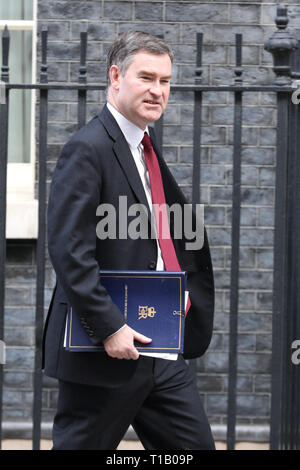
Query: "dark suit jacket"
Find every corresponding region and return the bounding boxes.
[43,104,215,387]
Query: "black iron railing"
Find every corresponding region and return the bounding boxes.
[0,4,300,450]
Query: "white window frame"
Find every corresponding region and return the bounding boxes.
[0,0,38,238]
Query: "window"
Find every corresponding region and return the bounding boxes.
[0,0,38,238]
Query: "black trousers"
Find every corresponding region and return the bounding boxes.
[52,355,215,450]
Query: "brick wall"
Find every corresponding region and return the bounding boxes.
[4,1,300,441]
[4,242,36,424]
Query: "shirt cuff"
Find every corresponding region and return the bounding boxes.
[106,324,126,339]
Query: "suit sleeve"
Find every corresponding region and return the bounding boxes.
[47,137,126,343]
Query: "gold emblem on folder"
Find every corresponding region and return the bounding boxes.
[138,306,157,320]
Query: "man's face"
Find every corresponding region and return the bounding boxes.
[109,51,172,130]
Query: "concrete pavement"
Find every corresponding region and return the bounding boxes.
[1,440,269,450]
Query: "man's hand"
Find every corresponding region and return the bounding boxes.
[103,325,152,360]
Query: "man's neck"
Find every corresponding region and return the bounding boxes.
[106,102,148,148]
[106,100,146,131]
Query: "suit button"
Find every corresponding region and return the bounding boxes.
[148,261,156,270]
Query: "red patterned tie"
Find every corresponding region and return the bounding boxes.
[142,132,191,316]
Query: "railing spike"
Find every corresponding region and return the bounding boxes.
[40,26,48,84]
[79,26,87,84]
[234,33,243,84]
[1,25,10,83]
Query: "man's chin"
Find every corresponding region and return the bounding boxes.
[141,110,163,125]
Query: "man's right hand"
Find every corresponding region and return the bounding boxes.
[103,325,152,360]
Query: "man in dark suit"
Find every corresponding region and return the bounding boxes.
[43,30,215,450]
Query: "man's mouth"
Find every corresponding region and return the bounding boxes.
[144,100,161,106]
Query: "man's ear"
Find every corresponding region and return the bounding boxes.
[109,65,121,91]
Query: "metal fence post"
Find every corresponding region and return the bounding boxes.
[32,26,49,451]
[0,25,10,450]
[226,33,243,451]
[265,4,299,450]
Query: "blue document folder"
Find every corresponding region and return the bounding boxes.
[65,270,186,353]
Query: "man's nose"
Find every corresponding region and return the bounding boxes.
[149,82,163,97]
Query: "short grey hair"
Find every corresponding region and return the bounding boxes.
[106,30,174,86]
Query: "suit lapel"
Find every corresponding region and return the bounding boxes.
[98,105,151,216]
[113,139,150,213]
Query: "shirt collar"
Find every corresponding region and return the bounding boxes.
[107,102,149,149]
